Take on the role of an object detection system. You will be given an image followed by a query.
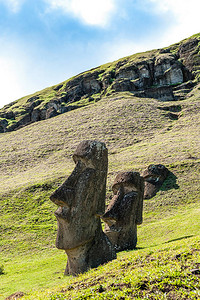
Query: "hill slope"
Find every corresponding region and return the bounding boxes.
[0,34,200,299]
[0,33,200,133]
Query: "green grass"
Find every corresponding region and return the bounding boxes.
[0,90,199,299]
[1,211,199,299]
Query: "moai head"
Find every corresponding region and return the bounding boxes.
[102,171,144,251]
[142,164,169,199]
[50,140,108,250]
[50,140,116,275]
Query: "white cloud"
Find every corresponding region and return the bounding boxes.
[0,56,26,108]
[45,0,116,27]
[0,38,45,109]
[147,0,200,43]
[0,0,25,12]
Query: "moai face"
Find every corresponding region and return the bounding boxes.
[50,140,108,250]
[102,172,144,251]
[142,164,169,199]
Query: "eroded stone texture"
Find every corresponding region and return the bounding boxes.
[142,164,169,199]
[0,118,8,133]
[154,54,184,86]
[50,140,116,276]
[102,172,144,252]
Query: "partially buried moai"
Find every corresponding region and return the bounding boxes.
[142,164,169,199]
[50,140,116,276]
[101,172,144,252]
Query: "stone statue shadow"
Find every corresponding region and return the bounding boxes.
[159,171,179,192]
[165,235,194,244]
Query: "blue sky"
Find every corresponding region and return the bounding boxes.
[0,0,199,108]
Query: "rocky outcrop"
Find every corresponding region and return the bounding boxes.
[154,54,183,86]
[0,118,8,133]
[0,34,199,133]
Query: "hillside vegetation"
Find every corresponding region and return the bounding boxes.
[0,33,200,133]
[0,34,200,299]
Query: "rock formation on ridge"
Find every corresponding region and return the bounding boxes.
[0,34,199,133]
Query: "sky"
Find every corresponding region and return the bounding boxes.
[0,0,199,108]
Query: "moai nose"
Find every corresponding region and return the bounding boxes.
[50,185,74,207]
[50,161,83,207]
[101,208,118,226]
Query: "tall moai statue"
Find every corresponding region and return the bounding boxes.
[142,164,169,199]
[102,172,144,252]
[50,140,116,276]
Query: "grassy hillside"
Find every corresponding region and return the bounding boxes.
[0,39,200,299]
[0,33,200,133]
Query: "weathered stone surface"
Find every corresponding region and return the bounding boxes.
[82,77,101,94]
[142,164,169,199]
[31,109,41,122]
[46,107,58,119]
[179,38,200,72]
[50,140,116,275]
[111,79,137,92]
[110,54,184,100]
[154,54,184,86]
[116,64,138,80]
[143,85,175,101]
[133,87,175,101]
[0,118,8,133]
[102,172,144,252]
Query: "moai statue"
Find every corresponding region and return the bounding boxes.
[142,164,169,199]
[101,172,144,252]
[50,140,116,276]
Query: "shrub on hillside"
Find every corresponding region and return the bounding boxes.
[0,264,4,275]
